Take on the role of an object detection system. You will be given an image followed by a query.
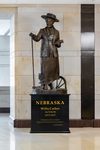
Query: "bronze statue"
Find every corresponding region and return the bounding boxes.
[29,13,67,93]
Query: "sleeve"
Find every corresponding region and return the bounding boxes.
[55,31,61,48]
[32,29,42,42]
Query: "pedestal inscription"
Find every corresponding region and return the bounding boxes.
[30,94,70,133]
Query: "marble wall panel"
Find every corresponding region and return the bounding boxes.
[95,76,100,94]
[17,12,46,32]
[15,32,32,51]
[95,4,100,13]
[18,7,49,13]
[70,94,81,100]
[95,94,100,100]
[65,76,81,94]
[36,4,80,8]
[64,57,80,76]
[59,57,64,76]
[95,57,100,76]
[95,100,100,119]
[16,100,31,119]
[95,32,100,51]
[59,50,81,57]
[17,12,63,32]
[95,13,100,32]
[69,100,81,119]
[0,8,17,13]
[64,12,80,32]
[34,57,40,76]
[60,32,80,51]
[15,57,32,76]
[15,76,32,95]
[50,5,80,13]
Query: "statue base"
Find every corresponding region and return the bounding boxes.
[30,94,70,133]
[32,86,67,94]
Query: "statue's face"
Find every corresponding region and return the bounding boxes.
[45,18,55,28]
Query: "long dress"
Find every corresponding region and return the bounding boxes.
[39,27,59,85]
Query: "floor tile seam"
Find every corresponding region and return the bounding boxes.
[82,137,100,148]
[67,137,100,149]
[60,135,88,150]
[25,139,44,150]
[60,135,86,149]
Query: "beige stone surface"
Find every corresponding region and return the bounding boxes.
[95,100,100,119]
[95,4,100,13]
[64,12,80,31]
[95,13,100,31]
[59,57,64,76]
[70,94,81,100]
[95,32,100,50]
[60,32,80,50]
[15,57,32,75]
[50,5,80,13]
[36,4,80,8]
[64,57,80,76]
[95,94,100,100]
[69,100,81,119]
[95,57,100,75]
[15,76,32,95]
[15,32,32,51]
[65,76,81,94]
[18,7,49,12]
[95,76,100,94]
[59,50,81,57]
[0,7,17,13]
[16,100,31,119]
[95,51,100,56]
[17,12,45,32]
[34,57,40,76]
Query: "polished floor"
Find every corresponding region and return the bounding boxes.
[1,114,100,150]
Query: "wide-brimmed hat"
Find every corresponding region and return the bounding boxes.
[41,13,59,22]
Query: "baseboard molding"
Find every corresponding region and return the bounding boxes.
[0,108,10,113]
[9,118,100,128]
[69,119,93,127]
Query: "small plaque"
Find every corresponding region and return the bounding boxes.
[30,94,70,133]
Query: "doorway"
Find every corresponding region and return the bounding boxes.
[0,13,14,114]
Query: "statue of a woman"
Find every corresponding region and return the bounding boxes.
[29,13,63,90]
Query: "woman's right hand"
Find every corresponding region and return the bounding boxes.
[29,32,33,37]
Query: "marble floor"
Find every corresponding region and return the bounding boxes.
[1,114,100,150]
